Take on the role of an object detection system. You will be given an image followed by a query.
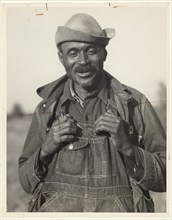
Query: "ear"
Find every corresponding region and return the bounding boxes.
[103,49,107,61]
[58,51,64,65]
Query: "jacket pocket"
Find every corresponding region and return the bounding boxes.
[38,191,58,212]
[28,182,44,212]
[130,178,155,212]
[113,196,134,212]
[133,188,154,212]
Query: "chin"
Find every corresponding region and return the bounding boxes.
[78,79,99,91]
[75,73,99,89]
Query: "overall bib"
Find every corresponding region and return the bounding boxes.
[37,99,134,212]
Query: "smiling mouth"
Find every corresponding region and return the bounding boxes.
[77,71,94,78]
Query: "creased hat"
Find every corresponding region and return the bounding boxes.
[55,13,115,47]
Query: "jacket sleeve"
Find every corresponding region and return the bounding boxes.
[132,98,166,192]
[18,105,47,194]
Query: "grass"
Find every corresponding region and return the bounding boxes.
[7,115,166,212]
[7,116,32,212]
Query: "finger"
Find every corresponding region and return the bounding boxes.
[95,119,119,133]
[53,115,75,126]
[95,123,114,134]
[96,116,120,127]
[96,121,116,131]
[54,135,75,143]
[95,114,120,125]
[104,112,120,121]
[58,126,78,136]
[105,109,119,116]
[104,110,119,117]
[95,115,104,125]
[53,120,77,132]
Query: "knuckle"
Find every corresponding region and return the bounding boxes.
[66,121,71,127]
[66,127,71,133]
[100,125,105,130]
[65,115,68,120]
[117,117,121,122]
[53,136,58,143]
[62,115,67,121]
[99,121,103,126]
[52,126,56,132]
[63,135,68,141]
[52,131,56,137]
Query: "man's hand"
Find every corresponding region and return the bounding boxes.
[95,110,134,157]
[40,115,78,161]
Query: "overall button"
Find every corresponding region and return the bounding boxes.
[68,143,74,150]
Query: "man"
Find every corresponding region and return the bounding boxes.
[18,13,166,212]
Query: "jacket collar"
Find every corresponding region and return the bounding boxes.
[37,71,134,111]
[37,74,68,99]
[105,71,134,102]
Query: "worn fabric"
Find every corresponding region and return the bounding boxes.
[18,71,166,212]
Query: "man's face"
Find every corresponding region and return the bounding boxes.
[58,42,107,89]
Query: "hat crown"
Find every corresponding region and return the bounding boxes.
[65,13,105,37]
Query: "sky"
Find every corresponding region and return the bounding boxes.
[6,2,169,113]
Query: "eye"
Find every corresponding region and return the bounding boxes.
[68,50,78,57]
[87,47,99,55]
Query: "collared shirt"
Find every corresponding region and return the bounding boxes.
[69,80,84,108]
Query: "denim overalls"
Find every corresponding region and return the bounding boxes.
[37,98,134,212]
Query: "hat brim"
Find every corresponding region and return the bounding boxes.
[55,26,115,47]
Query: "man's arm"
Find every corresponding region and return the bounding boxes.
[95,98,166,192]
[18,106,46,194]
[127,98,166,192]
[18,106,78,194]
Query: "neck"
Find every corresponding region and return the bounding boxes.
[74,83,92,100]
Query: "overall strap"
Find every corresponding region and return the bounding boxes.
[46,95,70,133]
[106,88,136,136]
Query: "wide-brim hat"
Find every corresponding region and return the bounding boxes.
[55,13,115,47]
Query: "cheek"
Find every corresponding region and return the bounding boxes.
[92,58,104,69]
[89,54,104,66]
[63,59,76,71]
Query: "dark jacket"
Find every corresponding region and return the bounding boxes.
[18,72,166,212]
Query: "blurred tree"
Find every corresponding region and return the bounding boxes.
[154,82,166,131]
[10,103,25,117]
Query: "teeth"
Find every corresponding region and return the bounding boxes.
[77,72,91,77]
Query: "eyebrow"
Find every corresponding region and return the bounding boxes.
[67,45,99,52]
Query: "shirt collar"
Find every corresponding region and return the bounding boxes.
[70,80,84,107]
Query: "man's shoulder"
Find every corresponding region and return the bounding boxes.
[33,74,68,114]
[123,84,146,101]
[107,72,147,104]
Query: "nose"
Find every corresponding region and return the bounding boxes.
[78,51,89,65]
